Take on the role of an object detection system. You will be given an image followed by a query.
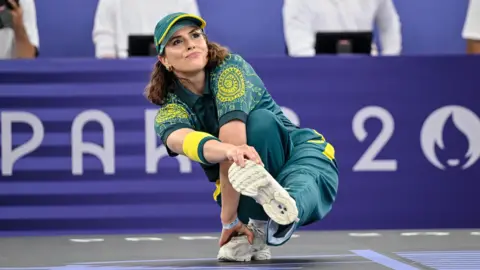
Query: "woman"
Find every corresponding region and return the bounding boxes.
[145,12,339,262]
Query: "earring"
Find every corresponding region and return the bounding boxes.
[166,65,173,72]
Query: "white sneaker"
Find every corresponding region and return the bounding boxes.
[217,234,252,262]
[217,221,271,262]
[228,160,299,225]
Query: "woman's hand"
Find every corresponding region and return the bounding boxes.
[219,220,254,247]
[225,144,263,167]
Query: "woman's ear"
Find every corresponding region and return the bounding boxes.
[158,55,171,71]
[158,55,167,66]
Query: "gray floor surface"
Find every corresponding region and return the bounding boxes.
[1,229,480,270]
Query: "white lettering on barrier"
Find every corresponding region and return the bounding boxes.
[144,109,192,174]
[352,105,480,172]
[1,111,44,176]
[71,110,115,175]
[1,107,299,176]
[352,106,397,172]
[4,105,476,175]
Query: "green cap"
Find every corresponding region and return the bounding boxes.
[154,12,207,55]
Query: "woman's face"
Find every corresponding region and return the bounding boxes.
[159,26,208,75]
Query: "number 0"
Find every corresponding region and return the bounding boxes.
[352,106,397,171]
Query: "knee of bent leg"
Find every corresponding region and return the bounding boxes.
[246,109,278,139]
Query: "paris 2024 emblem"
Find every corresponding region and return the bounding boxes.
[420,105,480,170]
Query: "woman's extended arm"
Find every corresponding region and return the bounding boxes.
[165,127,261,168]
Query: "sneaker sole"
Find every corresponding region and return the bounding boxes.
[252,251,272,260]
[217,255,251,262]
[228,160,298,225]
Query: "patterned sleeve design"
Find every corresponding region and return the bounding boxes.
[154,102,195,144]
[211,54,265,126]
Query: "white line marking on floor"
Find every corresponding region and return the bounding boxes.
[471,232,480,236]
[351,250,419,270]
[179,236,218,240]
[349,232,381,237]
[69,238,104,243]
[125,237,163,241]
[401,232,450,236]
[177,234,299,240]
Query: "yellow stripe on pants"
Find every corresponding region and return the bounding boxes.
[213,179,221,201]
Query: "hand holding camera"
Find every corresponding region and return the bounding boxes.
[0,0,21,30]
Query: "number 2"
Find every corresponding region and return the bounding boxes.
[352,106,397,171]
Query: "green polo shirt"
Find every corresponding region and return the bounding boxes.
[173,72,226,182]
[174,72,219,135]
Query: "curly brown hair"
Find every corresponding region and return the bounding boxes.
[144,41,230,106]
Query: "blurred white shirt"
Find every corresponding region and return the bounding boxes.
[0,0,39,59]
[463,0,480,40]
[92,0,201,58]
[283,0,402,57]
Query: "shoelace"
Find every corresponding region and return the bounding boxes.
[247,224,267,243]
[248,224,264,233]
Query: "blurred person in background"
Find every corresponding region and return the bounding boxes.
[283,0,402,57]
[0,0,39,59]
[92,0,200,59]
[463,0,480,54]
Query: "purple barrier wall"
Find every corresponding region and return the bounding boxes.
[1,56,479,235]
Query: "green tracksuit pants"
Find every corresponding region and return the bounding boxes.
[216,109,339,227]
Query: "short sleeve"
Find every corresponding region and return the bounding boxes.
[92,0,117,58]
[213,54,265,127]
[20,0,40,49]
[154,103,194,154]
[463,0,480,40]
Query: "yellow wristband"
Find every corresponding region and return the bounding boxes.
[182,131,219,164]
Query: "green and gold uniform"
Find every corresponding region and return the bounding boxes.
[155,53,339,230]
